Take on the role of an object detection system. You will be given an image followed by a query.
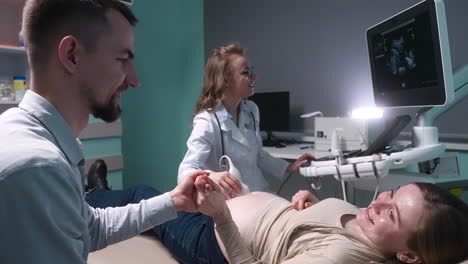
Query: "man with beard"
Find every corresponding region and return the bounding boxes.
[0,0,206,263]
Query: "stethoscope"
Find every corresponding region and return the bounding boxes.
[213,110,257,156]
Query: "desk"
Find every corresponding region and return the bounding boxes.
[263,143,328,160]
[263,144,344,203]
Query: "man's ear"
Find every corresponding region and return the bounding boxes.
[397,252,422,264]
[58,36,81,74]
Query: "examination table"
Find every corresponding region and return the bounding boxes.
[88,233,177,264]
[87,233,468,264]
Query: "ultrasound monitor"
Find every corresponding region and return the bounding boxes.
[367,0,453,108]
[249,91,290,147]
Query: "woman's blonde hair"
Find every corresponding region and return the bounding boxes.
[194,43,245,115]
[407,182,468,264]
[385,183,468,264]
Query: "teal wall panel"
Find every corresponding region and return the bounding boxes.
[108,171,123,190]
[82,116,123,188]
[81,137,122,158]
[88,115,103,123]
[121,1,204,191]
[88,115,120,124]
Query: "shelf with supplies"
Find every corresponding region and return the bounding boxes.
[0,44,29,110]
[0,100,20,105]
[0,44,26,54]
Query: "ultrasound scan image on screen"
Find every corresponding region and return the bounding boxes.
[372,14,437,95]
[367,0,452,108]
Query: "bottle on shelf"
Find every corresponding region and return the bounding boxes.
[13,75,27,101]
[0,76,14,102]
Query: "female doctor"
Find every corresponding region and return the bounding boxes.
[178,43,313,198]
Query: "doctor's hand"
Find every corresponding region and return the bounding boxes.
[208,171,243,199]
[286,153,315,173]
[194,175,232,225]
[169,169,209,212]
[291,190,319,211]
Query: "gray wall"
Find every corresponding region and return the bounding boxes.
[204,0,468,134]
[0,1,23,45]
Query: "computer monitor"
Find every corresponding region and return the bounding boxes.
[249,91,290,147]
[367,0,453,108]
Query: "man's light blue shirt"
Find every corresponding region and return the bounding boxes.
[0,91,177,263]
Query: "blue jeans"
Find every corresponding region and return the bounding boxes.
[86,185,226,264]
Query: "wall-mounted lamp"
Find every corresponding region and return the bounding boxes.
[351,107,383,119]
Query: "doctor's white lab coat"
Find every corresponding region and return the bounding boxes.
[178,100,290,193]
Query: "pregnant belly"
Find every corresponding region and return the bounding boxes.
[215,192,279,259]
[225,192,278,236]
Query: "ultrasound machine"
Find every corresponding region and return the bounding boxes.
[299,0,468,201]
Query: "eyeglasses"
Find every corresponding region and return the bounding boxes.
[241,67,255,80]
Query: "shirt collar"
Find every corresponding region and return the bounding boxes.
[216,101,251,123]
[216,102,245,131]
[215,103,230,123]
[18,90,84,166]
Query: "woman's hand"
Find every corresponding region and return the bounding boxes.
[291,190,319,211]
[194,175,232,224]
[286,153,315,173]
[208,171,243,199]
[170,170,209,212]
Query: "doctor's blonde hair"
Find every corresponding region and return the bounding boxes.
[194,43,245,115]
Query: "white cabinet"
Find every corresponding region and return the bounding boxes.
[0,45,28,112]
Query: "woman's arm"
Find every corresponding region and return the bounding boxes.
[195,177,327,264]
[178,115,214,183]
[178,114,242,197]
[215,221,262,264]
[194,176,261,263]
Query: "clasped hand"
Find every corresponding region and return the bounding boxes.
[291,190,319,210]
[208,171,243,199]
[193,174,232,224]
[168,170,235,224]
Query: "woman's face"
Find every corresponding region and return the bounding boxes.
[225,55,256,100]
[356,184,426,255]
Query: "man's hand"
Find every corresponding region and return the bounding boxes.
[169,170,208,212]
[286,153,315,173]
[208,171,243,199]
[194,175,232,225]
[291,190,319,210]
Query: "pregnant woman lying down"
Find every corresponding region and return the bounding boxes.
[86,176,468,264]
[192,176,468,264]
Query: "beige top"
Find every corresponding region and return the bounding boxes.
[216,197,387,264]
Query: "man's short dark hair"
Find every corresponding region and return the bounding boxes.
[21,0,138,70]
